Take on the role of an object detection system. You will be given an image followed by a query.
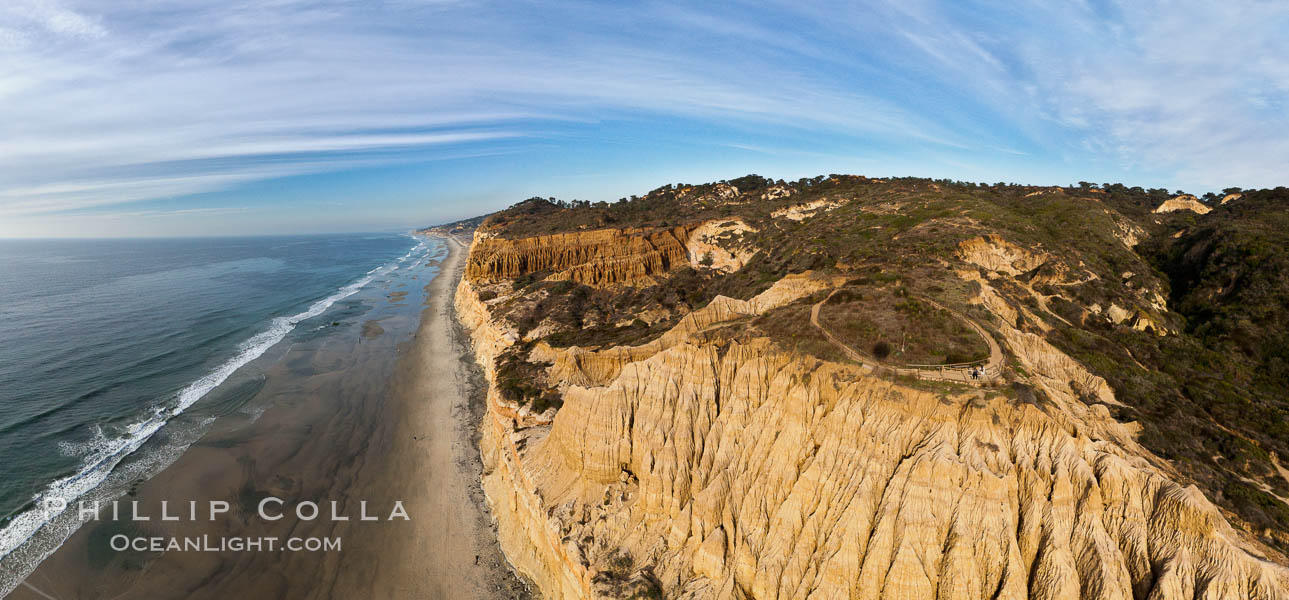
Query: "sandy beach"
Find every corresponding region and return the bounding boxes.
[10,235,528,599]
[342,234,529,599]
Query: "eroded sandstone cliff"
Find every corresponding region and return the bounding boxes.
[458,246,1289,599]
[466,226,696,288]
[450,176,1289,599]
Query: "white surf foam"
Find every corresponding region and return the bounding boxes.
[0,246,419,570]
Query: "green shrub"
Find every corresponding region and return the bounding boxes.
[872,341,891,359]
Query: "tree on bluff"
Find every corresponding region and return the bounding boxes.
[872,340,891,359]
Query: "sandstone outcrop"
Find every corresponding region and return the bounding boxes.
[685,183,741,205]
[1024,187,1066,197]
[771,199,844,221]
[761,185,793,201]
[956,235,1047,276]
[457,229,1289,599]
[1104,303,1165,335]
[1154,195,1212,215]
[686,219,758,273]
[957,232,1169,337]
[466,225,696,287]
[1112,216,1146,248]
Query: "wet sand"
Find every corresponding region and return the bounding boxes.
[348,235,528,598]
[10,235,528,599]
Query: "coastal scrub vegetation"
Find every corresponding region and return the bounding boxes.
[818,286,989,365]
[494,343,562,413]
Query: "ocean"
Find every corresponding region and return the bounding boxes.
[0,233,434,590]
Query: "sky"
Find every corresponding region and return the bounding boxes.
[0,0,1286,237]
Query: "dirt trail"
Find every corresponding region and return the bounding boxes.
[809,295,873,368]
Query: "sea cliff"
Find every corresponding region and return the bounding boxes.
[450,177,1289,599]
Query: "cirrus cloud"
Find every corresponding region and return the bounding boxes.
[0,0,1285,233]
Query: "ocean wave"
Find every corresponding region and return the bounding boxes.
[0,243,420,570]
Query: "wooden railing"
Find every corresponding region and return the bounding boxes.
[882,361,1001,382]
[902,358,989,369]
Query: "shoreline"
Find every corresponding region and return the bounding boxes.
[369,232,531,598]
[0,237,423,598]
[8,233,528,599]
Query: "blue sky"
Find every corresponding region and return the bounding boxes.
[1,0,1286,237]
